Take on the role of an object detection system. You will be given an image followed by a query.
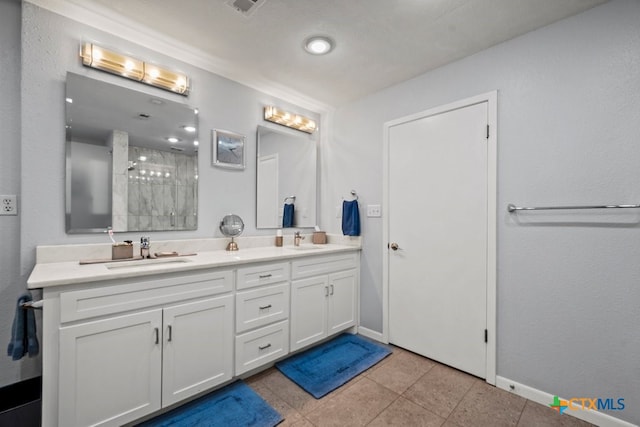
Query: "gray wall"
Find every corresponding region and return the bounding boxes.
[0,0,42,388]
[325,0,640,424]
[1,2,318,388]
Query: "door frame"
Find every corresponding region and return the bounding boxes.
[382,91,497,384]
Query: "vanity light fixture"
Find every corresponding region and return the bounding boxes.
[264,106,317,134]
[80,42,190,96]
[304,36,334,55]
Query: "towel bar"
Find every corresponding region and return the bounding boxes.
[507,203,640,212]
[21,300,43,310]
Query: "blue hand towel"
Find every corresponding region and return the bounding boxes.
[7,292,39,361]
[342,200,361,236]
[283,203,295,228]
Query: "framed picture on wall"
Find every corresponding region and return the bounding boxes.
[212,129,245,169]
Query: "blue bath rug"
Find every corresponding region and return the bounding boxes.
[276,333,391,398]
[137,381,282,427]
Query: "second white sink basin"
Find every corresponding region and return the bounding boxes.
[105,257,193,270]
[288,245,325,251]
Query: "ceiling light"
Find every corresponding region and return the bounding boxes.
[182,125,196,133]
[167,137,180,143]
[304,36,334,55]
[264,106,317,133]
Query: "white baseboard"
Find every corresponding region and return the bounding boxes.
[356,326,385,343]
[496,376,635,427]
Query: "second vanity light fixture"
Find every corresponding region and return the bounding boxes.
[80,42,190,96]
[264,106,317,134]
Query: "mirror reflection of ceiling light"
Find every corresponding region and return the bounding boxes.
[182,125,196,132]
[194,140,200,146]
[80,42,190,95]
[167,137,180,143]
[304,36,334,55]
[138,156,147,161]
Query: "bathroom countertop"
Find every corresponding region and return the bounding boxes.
[28,243,360,289]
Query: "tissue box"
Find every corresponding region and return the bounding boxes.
[312,231,327,244]
[112,243,133,260]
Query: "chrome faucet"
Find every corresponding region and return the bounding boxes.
[294,231,305,246]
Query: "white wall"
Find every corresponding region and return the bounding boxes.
[325,0,640,424]
[1,2,319,388]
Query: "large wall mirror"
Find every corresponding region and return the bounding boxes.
[65,72,198,233]
[256,125,317,228]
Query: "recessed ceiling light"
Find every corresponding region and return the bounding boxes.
[304,36,334,55]
[167,137,180,143]
[182,125,196,133]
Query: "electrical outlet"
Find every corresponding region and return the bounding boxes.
[1,195,17,216]
[367,204,382,217]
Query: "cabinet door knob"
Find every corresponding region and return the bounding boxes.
[325,286,329,297]
[154,327,159,345]
[330,284,334,295]
[167,325,172,342]
[389,242,400,251]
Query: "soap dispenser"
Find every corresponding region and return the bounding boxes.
[140,236,150,258]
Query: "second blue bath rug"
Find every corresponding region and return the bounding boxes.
[275,333,391,398]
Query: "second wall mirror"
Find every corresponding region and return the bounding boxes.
[256,125,317,228]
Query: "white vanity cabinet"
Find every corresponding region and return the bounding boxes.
[32,243,361,427]
[290,253,359,351]
[52,270,234,427]
[234,262,290,375]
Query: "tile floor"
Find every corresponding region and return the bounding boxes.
[246,344,594,427]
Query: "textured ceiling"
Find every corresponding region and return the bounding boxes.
[79,0,607,107]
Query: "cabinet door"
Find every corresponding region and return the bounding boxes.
[162,295,234,407]
[328,269,358,334]
[290,276,329,351]
[59,309,162,427]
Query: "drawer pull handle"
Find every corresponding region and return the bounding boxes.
[330,284,334,295]
[259,274,273,279]
[167,325,172,342]
[154,327,159,345]
[259,304,272,310]
[259,343,272,350]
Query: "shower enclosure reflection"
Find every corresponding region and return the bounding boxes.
[65,72,198,233]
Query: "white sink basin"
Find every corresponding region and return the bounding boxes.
[105,257,192,270]
[288,245,325,251]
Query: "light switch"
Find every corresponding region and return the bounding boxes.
[367,204,382,217]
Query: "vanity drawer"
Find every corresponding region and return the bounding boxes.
[237,262,290,290]
[236,283,289,333]
[235,320,289,375]
[291,253,358,279]
[60,270,233,323]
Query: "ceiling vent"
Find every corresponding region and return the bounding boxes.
[226,0,267,17]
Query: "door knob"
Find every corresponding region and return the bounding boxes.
[389,243,399,251]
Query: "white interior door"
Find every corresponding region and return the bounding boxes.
[388,101,489,378]
[257,154,279,228]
